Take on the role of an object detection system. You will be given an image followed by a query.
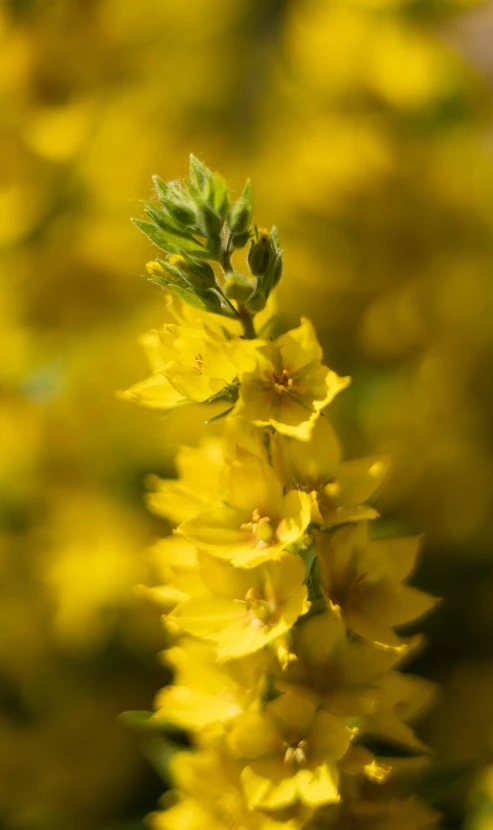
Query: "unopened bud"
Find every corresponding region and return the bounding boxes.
[231,231,251,249]
[165,200,196,227]
[246,290,267,313]
[228,180,253,235]
[146,261,165,277]
[168,254,216,288]
[248,230,272,276]
[224,274,253,303]
[199,204,223,238]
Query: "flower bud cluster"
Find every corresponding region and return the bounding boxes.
[122,163,441,830]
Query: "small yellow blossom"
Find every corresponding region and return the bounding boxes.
[152,639,270,732]
[168,551,310,660]
[360,670,435,753]
[178,447,312,568]
[146,438,227,525]
[117,330,188,410]
[279,611,399,717]
[316,522,438,645]
[119,322,238,409]
[143,536,205,607]
[272,416,391,526]
[234,318,350,441]
[149,746,301,830]
[227,689,351,810]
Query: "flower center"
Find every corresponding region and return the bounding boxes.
[192,353,203,374]
[241,508,276,547]
[283,739,308,767]
[242,586,278,630]
[272,367,294,395]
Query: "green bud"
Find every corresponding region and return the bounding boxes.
[164,199,197,228]
[261,251,283,296]
[228,180,253,235]
[246,290,267,313]
[224,274,254,303]
[189,154,214,196]
[248,229,273,276]
[146,260,165,277]
[231,231,251,249]
[199,203,223,238]
[168,254,216,288]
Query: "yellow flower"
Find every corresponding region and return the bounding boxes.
[360,670,435,753]
[234,318,350,441]
[146,438,227,525]
[142,536,205,608]
[149,746,302,830]
[316,523,438,646]
[152,639,270,733]
[118,321,238,409]
[279,612,399,717]
[168,550,310,660]
[117,330,188,410]
[272,417,391,526]
[178,447,312,568]
[227,689,351,810]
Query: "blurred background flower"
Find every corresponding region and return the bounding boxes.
[2,0,493,826]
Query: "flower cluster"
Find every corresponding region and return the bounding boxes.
[122,159,440,830]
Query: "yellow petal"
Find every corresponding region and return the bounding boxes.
[296,763,340,807]
[227,711,281,759]
[277,490,312,544]
[116,373,187,409]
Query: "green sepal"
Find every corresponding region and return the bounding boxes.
[203,380,240,405]
[228,179,253,235]
[189,154,214,199]
[204,405,235,424]
[260,251,283,296]
[213,173,230,219]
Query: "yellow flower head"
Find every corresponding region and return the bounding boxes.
[152,639,270,733]
[118,321,238,409]
[272,417,391,527]
[316,523,438,646]
[235,318,350,441]
[227,689,351,810]
[146,438,227,526]
[149,746,302,830]
[279,612,399,717]
[178,447,312,568]
[168,550,310,660]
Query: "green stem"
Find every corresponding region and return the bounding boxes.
[220,234,256,337]
[238,307,257,339]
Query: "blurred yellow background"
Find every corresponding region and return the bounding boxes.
[2,0,493,827]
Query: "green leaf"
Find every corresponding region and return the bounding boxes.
[152,174,169,202]
[132,218,206,255]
